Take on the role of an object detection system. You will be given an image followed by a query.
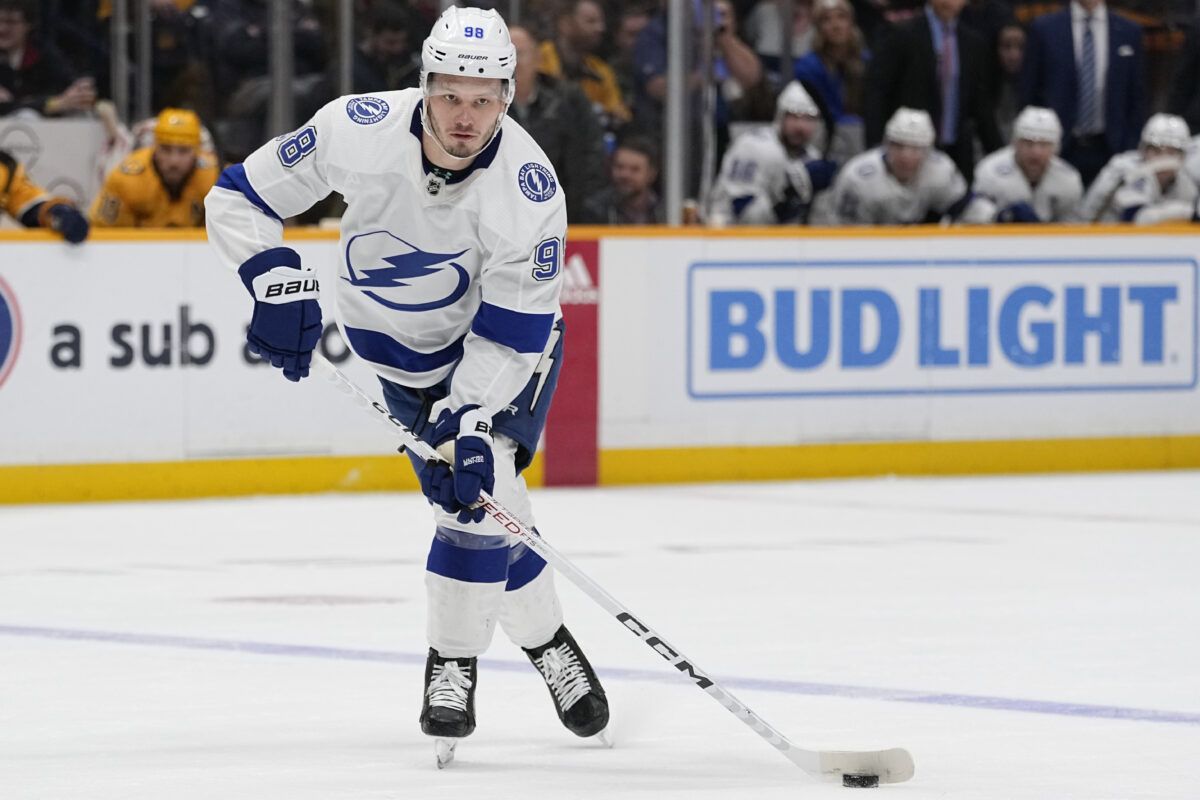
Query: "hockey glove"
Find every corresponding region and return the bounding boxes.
[804,159,838,193]
[996,201,1041,224]
[237,247,322,382]
[421,405,495,524]
[46,203,89,244]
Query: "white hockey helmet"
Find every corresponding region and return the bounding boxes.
[884,107,935,148]
[775,81,819,123]
[1012,106,1062,148]
[421,6,517,103]
[1140,113,1190,151]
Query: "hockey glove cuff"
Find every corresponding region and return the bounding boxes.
[238,248,322,382]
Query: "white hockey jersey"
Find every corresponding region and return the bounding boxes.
[971,146,1083,222]
[205,89,566,420]
[822,147,980,225]
[1081,150,1199,224]
[708,127,819,225]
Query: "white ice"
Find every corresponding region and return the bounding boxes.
[2,471,1199,799]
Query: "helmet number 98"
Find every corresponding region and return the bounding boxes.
[464,26,485,38]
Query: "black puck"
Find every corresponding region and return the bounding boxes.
[843,773,880,788]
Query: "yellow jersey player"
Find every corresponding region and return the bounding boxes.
[0,150,89,243]
[90,108,219,227]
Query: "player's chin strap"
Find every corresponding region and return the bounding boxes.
[311,352,916,787]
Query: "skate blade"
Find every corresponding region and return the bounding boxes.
[591,727,615,749]
[434,738,457,769]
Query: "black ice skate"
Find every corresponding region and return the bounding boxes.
[524,625,611,742]
[419,648,477,768]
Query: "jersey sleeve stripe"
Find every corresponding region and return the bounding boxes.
[216,164,282,221]
[470,301,554,354]
[343,325,465,373]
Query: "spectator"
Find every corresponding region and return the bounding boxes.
[708,81,836,224]
[1020,0,1146,188]
[865,0,1002,182]
[0,148,88,242]
[348,1,421,94]
[509,25,607,224]
[822,106,991,223]
[0,0,95,117]
[612,5,652,112]
[992,22,1025,141]
[539,0,631,131]
[1080,113,1198,224]
[1167,16,1200,136]
[90,108,218,228]
[581,136,664,223]
[743,0,815,81]
[973,106,1083,222]
[794,0,869,162]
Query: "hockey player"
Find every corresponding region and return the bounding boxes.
[204,5,608,766]
[707,81,837,225]
[0,150,89,243]
[1081,114,1199,225]
[972,107,1083,223]
[91,108,219,228]
[822,107,991,225]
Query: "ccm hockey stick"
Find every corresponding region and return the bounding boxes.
[313,353,915,786]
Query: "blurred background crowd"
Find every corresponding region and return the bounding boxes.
[4,0,1200,238]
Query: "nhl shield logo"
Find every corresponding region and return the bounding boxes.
[0,275,22,390]
[346,96,390,125]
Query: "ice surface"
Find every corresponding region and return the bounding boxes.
[2,471,1199,799]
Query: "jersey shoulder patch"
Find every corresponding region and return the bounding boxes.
[345,96,391,125]
[517,162,557,202]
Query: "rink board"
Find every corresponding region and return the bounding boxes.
[1,226,1198,502]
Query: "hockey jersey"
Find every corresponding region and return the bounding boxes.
[972,146,1083,222]
[0,150,50,222]
[1081,150,1199,224]
[205,89,567,421]
[822,147,985,225]
[91,146,218,227]
[708,127,820,225]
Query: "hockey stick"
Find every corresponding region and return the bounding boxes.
[312,353,915,786]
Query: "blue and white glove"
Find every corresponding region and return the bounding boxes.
[996,201,1041,224]
[421,405,495,524]
[46,203,89,244]
[237,247,322,382]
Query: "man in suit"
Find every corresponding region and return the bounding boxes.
[865,0,1003,182]
[1021,0,1146,188]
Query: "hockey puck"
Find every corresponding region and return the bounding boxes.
[843,774,880,788]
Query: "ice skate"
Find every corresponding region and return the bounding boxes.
[524,625,610,740]
[419,648,477,766]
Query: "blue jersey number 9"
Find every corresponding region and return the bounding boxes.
[532,237,561,281]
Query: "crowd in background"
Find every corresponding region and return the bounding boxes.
[3,0,1200,232]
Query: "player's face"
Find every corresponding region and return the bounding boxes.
[780,113,817,151]
[426,76,507,159]
[1014,139,1054,183]
[612,148,655,196]
[1144,144,1185,190]
[153,143,198,188]
[885,142,926,184]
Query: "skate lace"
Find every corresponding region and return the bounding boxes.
[534,644,592,711]
[427,661,473,712]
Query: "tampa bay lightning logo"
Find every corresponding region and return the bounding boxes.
[0,275,22,390]
[346,96,390,125]
[343,231,470,312]
[518,163,556,202]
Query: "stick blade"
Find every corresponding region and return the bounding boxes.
[816,748,915,784]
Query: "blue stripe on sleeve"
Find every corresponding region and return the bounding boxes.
[427,534,509,584]
[216,164,282,221]
[471,302,554,354]
[343,327,465,374]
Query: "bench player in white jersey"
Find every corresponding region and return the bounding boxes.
[707,81,837,224]
[972,107,1083,223]
[1081,113,1199,224]
[822,107,991,225]
[204,5,609,766]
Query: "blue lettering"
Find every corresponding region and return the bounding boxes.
[1128,285,1177,364]
[999,285,1054,366]
[967,287,989,366]
[775,289,831,369]
[710,291,765,370]
[919,288,959,366]
[1064,286,1120,364]
[842,289,899,368]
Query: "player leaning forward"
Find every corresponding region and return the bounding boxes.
[204,5,610,763]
